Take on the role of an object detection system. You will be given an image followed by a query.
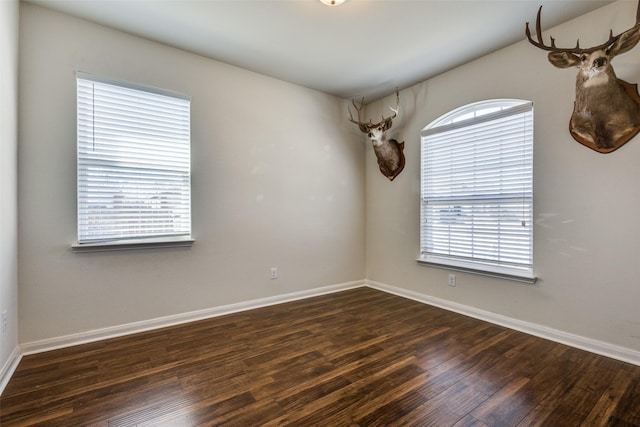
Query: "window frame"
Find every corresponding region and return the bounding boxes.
[72,72,193,253]
[418,99,536,284]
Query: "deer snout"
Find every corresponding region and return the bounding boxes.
[594,57,607,68]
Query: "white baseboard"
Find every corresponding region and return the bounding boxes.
[0,345,22,396]
[16,277,640,383]
[20,280,365,356]
[366,280,640,367]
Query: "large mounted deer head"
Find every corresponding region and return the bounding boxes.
[348,90,405,181]
[526,2,640,153]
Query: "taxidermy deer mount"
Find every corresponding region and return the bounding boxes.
[348,90,405,181]
[526,2,640,153]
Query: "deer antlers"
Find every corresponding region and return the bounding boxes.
[348,89,399,129]
[526,3,640,54]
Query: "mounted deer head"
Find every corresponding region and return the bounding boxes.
[526,2,640,153]
[348,90,405,180]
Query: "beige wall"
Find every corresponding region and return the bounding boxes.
[0,0,20,377]
[365,1,640,353]
[18,4,365,344]
[16,0,640,360]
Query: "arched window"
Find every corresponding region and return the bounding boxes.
[419,99,535,282]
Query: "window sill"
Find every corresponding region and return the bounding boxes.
[71,236,194,253]
[416,257,537,285]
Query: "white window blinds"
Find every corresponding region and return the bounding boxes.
[76,74,191,245]
[420,100,534,280]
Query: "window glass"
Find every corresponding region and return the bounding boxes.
[420,99,534,281]
[76,74,191,246]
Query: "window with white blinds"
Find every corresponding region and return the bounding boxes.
[419,99,535,282]
[76,73,192,248]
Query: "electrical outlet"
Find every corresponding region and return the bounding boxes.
[270,267,278,280]
[2,310,7,333]
[448,274,456,287]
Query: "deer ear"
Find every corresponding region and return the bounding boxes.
[547,52,581,68]
[608,26,640,57]
[382,117,393,131]
[358,124,369,134]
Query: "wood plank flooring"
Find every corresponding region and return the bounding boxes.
[2,287,640,426]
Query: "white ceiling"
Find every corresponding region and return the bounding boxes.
[27,0,616,101]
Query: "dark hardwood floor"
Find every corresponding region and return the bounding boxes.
[2,287,640,426]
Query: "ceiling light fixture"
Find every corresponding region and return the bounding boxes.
[320,0,346,6]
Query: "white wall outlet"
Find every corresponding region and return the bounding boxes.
[2,310,7,333]
[270,267,278,280]
[448,274,456,287]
